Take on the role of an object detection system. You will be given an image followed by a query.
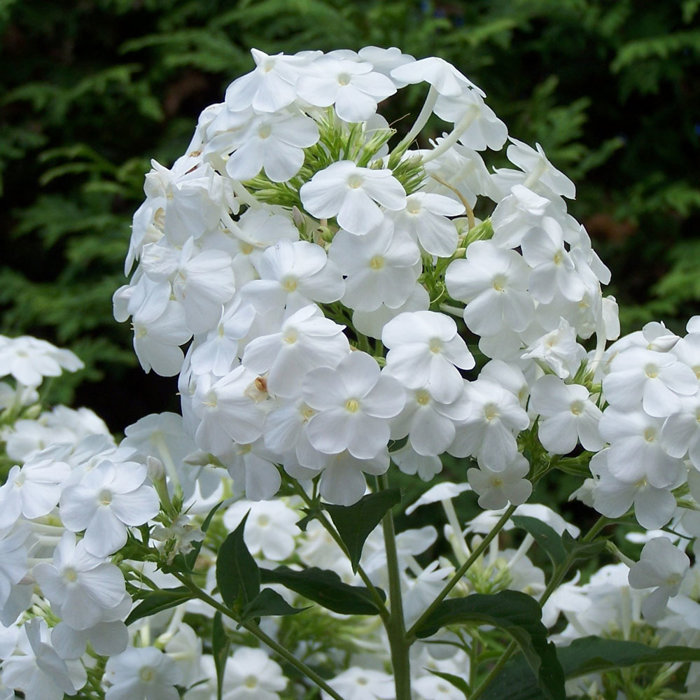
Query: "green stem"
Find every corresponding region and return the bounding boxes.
[289,478,390,622]
[173,572,343,700]
[376,473,412,700]
[405,505,517,642]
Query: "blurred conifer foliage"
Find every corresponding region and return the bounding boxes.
[1,0,698,427]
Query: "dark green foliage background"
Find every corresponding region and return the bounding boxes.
[1,0,698,430]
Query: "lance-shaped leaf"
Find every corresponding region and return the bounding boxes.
[513,516,605,569]
[414,590,564,700]
[481,636,700,700]
[216,511,260,610]
[324,489,401,572]
[260,566,385,615]
[241,588,307,622]
[512,516,567,567]
[125,587,193,625]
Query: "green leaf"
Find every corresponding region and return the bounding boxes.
[260,566,385,615]
[324,489,401,572]
[212,612,231,700]
[216,512,260,610]
[512,516,567,567]
[241,588,307,622]
[125,587,193,625]
[481,636,700,700]
[414,591,564,700]
[428,669,470,697]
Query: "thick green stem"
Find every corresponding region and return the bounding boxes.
[376,473,412,700]
[173,572,343,700]
[405,505,517,641]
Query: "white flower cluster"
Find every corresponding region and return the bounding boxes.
[586,318,700,535]
[114,47,622,508]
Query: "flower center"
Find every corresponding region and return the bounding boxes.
[240,242,254,255]
[570,400,584,416]
[337,72,351,86]
[369,255,385,270]
[258,123,272,140]
[356,676,368,686]
[407,198,421,215]
[490,476,504,487]
[282,276,298,292]
[63,567,78,584]
[428,338,442,354]
[492,274,507,292]
[98,489,113,506]
[257,514,270,527]
[139,667,155,683]
[644,363,659,379]
[416,389,431,406]
[283,329,298,344]
[643,427,657,443]
[345,398,360,413]
[553,250,563,265]
[347,174,364,189]
[484,403,499,421]
[244,675,259,688]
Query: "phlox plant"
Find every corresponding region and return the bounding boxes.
[0,47,699,700]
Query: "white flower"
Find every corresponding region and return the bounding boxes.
[390,191,464,256]
[382,310,475,403]
[0,335,83,387]
[59,459,160,557]
[303,351,404,459]
[300,160,406,236]
[390,56,482,97]
[448,378,529,470]
[225,109,319,182]
[468,455,532,509]
[522,318,586,379]
[599,408,684,489]
[132,301,191,377]
[446,240,534,335]
[529,375,603,454]
[603,346,697,418]
[220,646,286,699]
[191,365,268,457]
[628,537,690,622]
[0,457,70,529]
[242,304,349,398]
[296,56,397,123]
[242,239,344,313]
[324,666,395,700]
[33,532,127,631]
[104,646,183,700]
[224,48,317,113]
[391,383,470,457]
[2,619,87,700]
[328,220,421,311]
[506,137,576,199]
[590,450,677,529]
[318,450,389,506]
[224,499,300,560]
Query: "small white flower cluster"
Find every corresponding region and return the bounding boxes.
[114,47,619,508]
[585,318,700,535]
